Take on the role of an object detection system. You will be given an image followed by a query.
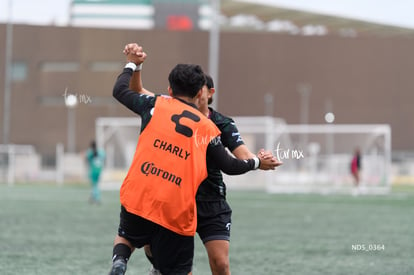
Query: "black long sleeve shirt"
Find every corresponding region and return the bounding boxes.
[113,68,256,175]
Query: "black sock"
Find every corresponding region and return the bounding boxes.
[112,243,132,263]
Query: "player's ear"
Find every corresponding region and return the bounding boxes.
[209,87,215,97]
[195,89,203,99]
[168,86,173,96]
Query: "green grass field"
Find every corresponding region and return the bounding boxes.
[1,183,413,275]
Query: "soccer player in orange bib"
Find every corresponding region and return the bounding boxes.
[108,47,279,275]
[120,43,282,275]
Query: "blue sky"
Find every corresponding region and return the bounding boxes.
[1,0,413,29]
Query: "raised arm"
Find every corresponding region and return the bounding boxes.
[112,51,155,116]
[123,43,154,96]
[131,70,154,96]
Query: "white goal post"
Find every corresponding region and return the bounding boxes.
[225,117,391,194]
[0,144,39,185]
[95,117,142,185]
[95,116,391,194]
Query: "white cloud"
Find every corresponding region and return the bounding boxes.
[236,0,414,29]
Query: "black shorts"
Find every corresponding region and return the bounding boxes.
[118,206,194,275]
[196,200,232,243]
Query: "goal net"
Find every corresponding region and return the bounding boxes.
[95,117,142,186]
[0,144,40,185]
[96,116,391,194]
[224,117,391,194]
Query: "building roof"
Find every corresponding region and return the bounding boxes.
[220,0,414,37]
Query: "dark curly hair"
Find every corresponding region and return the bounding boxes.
[204,74,214,105]
[168,64,206,98]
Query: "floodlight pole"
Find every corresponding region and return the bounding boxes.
[264,93,274,117]
[64,91,78,153]
[298,83,311,169]
[67,108,77,153]
[3,0,13,145]
[298,83,311,125]
[208,0,220,110]
[325,99,334,156]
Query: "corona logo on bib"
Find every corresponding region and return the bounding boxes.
[141,161,182,186]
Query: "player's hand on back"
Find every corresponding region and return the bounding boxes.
[257,149,283,170]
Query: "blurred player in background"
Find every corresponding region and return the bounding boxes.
[351,148,361,186]
[109,46,279,275]
[86,140,105,204]
[124,43,282,275]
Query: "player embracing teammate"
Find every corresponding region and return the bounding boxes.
[108,43,281,275]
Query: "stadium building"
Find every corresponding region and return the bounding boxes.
[1,0,413,186]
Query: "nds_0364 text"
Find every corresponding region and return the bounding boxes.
[351,244,385,252]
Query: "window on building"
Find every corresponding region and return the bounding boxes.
[40,62,80,72]
[12,61,27,81]
[89,61,124,72]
